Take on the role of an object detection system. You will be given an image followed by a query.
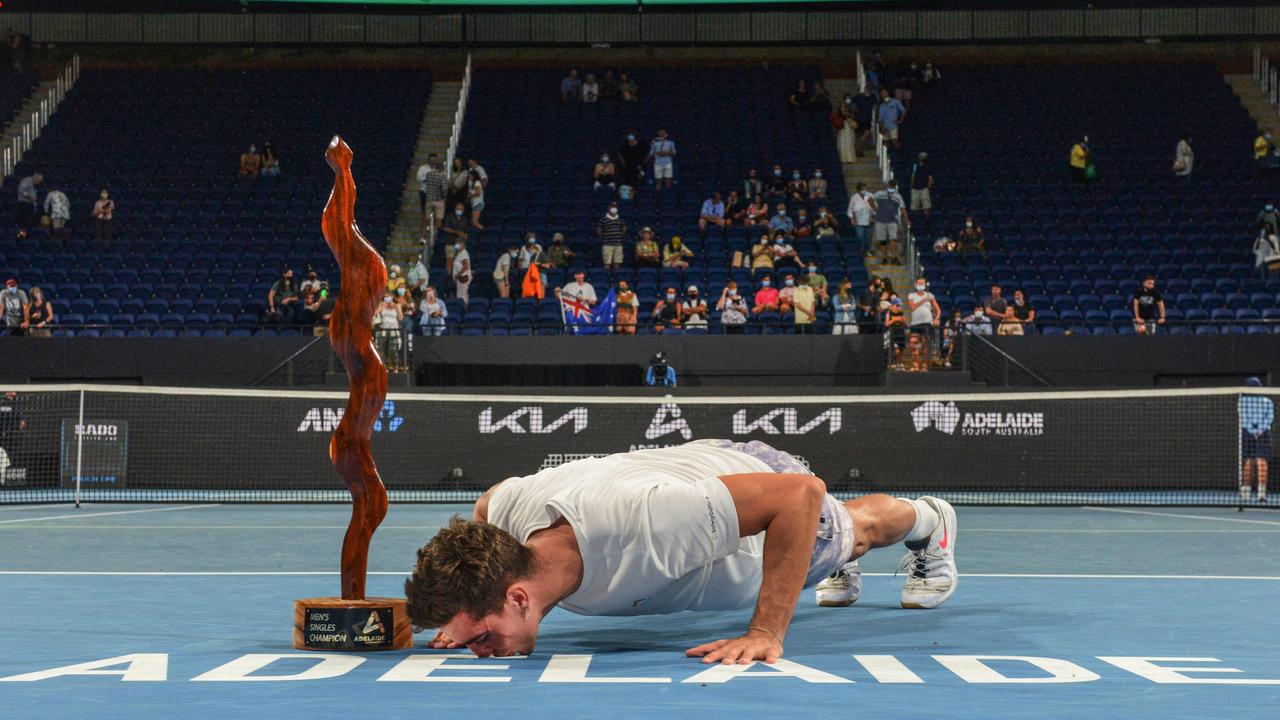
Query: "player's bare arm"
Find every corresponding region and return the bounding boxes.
[685,472,825,665]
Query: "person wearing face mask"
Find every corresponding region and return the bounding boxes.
[647,128,676,190]
[447,158,469,209]
[614,281,639,335]
[238,143,262,179]
[452,238,472,305]
[268,269,300,325]
[634,227,661,269]
[442,202,471,269]
[386,264,407,294]
[808,169,828,200]
[906,278,941,368]
[792,208,812,239]
[787,170,809,203]
[663,235,693,271]
[956,216,985,256]
[494,244,518,299]
[596,204,627,271]
[717,282,748,334]
[884,294,908,368]
[593,153,616,191]
[778,273,799,314]
[792,273,817,333]
[518,234,545,273]
[765,165,787,199]
[768,204,794,237]
[833,100,857,164]
[682,285,708,332]
[467,170,486,230]
[832,280,857,335]
[653,287,683,334]
[771,233,802,269]
[2,279,29,337]
[546,232,575,269]
[92,188,114,245]
[698,192,726,230]
[909,152,934,219]
[407,257,430,302]
[396,286,417,355]
[813,206,838,239]
[751,232,775,270]
[805,265,828,307]
[745,194,769,227]
[416,153,447,238]
[373,292,406,370]
[299,270,323,295]
[616,132,647,188]
[419,286,448,336]
[307,283,337,336]
[24,286,53,338]
[752,276,779,316]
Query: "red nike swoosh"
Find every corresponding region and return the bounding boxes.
[939,523,949,550]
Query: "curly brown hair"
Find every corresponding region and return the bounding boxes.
[404,516,535,631]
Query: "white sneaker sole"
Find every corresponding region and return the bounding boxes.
[901,496,958,609]
[816,594,858,608]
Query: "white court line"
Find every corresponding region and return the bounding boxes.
[1,571,1277,580]
[0,504,77,512]
[0,504,221,525]
[1083,506,1280,526]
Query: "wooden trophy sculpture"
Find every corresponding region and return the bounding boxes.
[293,137,412,651]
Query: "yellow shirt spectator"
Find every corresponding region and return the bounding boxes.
[1070,143,1088,169]
[1256,134,1271,160]
[793,285,816,325]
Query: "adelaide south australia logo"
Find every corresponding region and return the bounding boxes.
[911,401,1044,437]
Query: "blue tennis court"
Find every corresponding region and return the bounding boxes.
[1,503,1278,719]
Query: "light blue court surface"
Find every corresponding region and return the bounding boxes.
[1,504,1279,719]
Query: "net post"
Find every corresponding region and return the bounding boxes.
[1237,391,1244,512]
[74,389,85,509]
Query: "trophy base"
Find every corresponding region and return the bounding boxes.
[293,597,413,651]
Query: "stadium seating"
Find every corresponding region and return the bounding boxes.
[889,63,1278,333]
[0,68,430,336]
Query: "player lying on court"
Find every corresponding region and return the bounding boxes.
[405,440,957,665]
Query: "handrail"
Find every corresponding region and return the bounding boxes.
[445,52,472,174]
[250,333,330,386]
[3,54,79,179]
[961,331,1053,387]
[856,50,865,95]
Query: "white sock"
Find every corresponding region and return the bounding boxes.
[899,497,940,544]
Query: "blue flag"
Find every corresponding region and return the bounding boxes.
[562,289,618,335]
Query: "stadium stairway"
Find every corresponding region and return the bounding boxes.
[1224,73,1280,139]
[386,79,463,269]
[1,79,57,155]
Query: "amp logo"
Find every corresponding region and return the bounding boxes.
[297,401,404,433]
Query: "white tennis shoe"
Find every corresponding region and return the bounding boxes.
[815,560,861,607]
[899,496,958,609]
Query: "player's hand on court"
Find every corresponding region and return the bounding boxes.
[426,630,465,650]
[686,630,783,665]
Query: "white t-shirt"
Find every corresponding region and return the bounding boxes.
[452,249,471,281]
[561,281,597,304]
[908,290,936,325]
[486,443,772,616]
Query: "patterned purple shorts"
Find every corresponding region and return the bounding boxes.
[692,439,855,587]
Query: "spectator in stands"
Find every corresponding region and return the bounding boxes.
[260,143,280,178]
[750,234,775,271]
[847,182,875,257]
[813,206,838,239]
[743,168,763,199]
[560,69,582,102]
[698,192,726,230]
[787,170,809,203]
[778,273,799,314]
[300,269,323,295]
[653,287,682,334]
[396,286,416,347]
[963,304,993,336]
[386,264,407,294]
[865,50,885,89]
[788,79,810,109]
[793,208,812,239]
[884,295,908,366]
[793,275,817,334]
[752,276,779,316]
[619,73,638,102]
[307,284,336,336]
[451,237,472,305]
[772,234,802,269]
[1173,134,1194,178]
[581,73,600,103]
[877,88,906,149]
[268,269,300,325]
[745,194,769,226]
[374,292,405,369]
[447,158,469,209]
[15,171,41,238]
[769,204,794,237]
[616,132,647,189]
[812,80,833,115]
[601,70,620,101]
[407,257,429,301]
[561,270,597,308]
[717,282,748,334]
[546,232,574,269]
[765,164,787,199]
[648,129,677,190]
[24,286,52,338]
[42,185,70,244]
[1254,233,1279,280]
[238,144,262,179]
[983,284,1009,329]
[494,243,517,299]
[833,100,857,164]
[805,263,828,306]
[809,169,828,200]
[853,86,877,155]
[1069,136,1090,184]
[634,227,661,269]
[1,279,27,336]
[419,287,448,336]
[872,180,908,264]
[593,153,617,191]
[615,280,639,335]
[467,170,486,230]
[663,235,693,270]
[467,158,488,187]
[724,190,746,225]
[893,63,919,108]
[442,202,471,258]
[92,188,114,244]
[596,203,627,271]
[956,215,986,256]
[857,278,881,333]
[518,233,545,274]
[909,153,933,219]
[1131,276,1165,335]
[832,279,856,335]
[906,278,940,362]
[1254,202,1279,237]
[1007,289,1035,335]
[417,153,447,236]
[682,286,708,332]
[940,309,962,368]
[922,61,941,86]
[1254,133,1274,178]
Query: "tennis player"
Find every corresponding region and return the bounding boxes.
[405,439,957,665]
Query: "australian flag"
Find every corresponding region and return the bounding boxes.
[562,289,618,335]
